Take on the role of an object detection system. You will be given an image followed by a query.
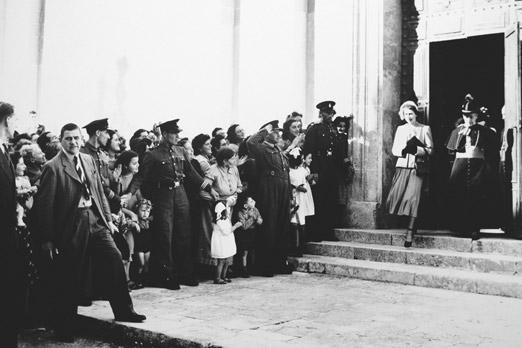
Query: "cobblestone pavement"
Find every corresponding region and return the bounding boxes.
[72,272,522,347]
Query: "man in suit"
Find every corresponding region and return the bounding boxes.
[34,123,145,342]
[0,102,24,347]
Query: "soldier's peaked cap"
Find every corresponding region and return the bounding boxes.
[159,119,182,133]
[83,118,109,133]
[316,100,336,114]
[259,120,282,131]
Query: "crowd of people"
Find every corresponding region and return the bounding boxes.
[0,100,354,345]
[1,93,505,346]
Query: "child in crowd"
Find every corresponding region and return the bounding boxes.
[13,154,38,286]
[303,152,316,187]
[133,199,153,288]
[211,199,241,284]
[288,148,315,256]
[14,155,37,227]
[234,194,263,277]
[109,198,139,290]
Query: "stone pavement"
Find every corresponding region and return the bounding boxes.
[78,272,522,348]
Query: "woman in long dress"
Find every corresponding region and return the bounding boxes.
[386,101,433,247]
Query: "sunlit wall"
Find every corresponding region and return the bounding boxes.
[314,0,354,119]
[38,0,235,138]
[0,0,42,133]
[236,0,307,134]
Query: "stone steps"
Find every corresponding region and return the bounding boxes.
[334,228,522,256]
[289,255,522,298]
[292,229,522,298]
[307,241,522,275]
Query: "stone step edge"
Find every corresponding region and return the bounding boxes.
[77,314,221,348]
[333,229,522,255]
[309,241,522,262]
[335,228,522,243]
[289,255,522,299]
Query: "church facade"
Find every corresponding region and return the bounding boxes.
[0,0,521,230]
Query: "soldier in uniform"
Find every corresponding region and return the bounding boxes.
[303,101,339,241]
[140,119,218,289]
[80,118,120,206]
[247,120,292,277]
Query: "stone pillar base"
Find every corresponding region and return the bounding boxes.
[342,201,381,229]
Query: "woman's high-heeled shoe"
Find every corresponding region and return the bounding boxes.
[404,229,414,248]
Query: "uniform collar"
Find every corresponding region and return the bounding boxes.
[85,141,99,153]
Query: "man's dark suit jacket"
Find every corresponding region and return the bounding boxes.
[0,146,23,346]
[34,150,112,249]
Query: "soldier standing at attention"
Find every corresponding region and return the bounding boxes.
[80,118,120,206]
[303,101,339,241]
[140,119,218,290]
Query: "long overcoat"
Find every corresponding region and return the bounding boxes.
[247,130,290,272]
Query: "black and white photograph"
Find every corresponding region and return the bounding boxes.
[1,0,522,347]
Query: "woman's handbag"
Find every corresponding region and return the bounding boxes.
[415,154,430,176]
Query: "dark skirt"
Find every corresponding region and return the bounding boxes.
[196,199,217,266]
[386,168,424,218]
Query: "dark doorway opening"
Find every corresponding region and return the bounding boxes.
[425,33,504,229]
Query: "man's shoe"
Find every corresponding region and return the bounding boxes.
[256,270,274,277]
[179,276,199,287]
[165,279,181,290]
[115,310,146,323]
[276,264,294,275]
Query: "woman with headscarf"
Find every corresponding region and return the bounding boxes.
[386,101,433,247]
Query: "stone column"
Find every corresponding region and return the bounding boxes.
[346,0,402,228]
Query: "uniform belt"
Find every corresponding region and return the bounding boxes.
[264,170,287,178]
[455,148,484,159]
[157,180,183,189]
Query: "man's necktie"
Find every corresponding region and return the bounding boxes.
[73,155,92,199]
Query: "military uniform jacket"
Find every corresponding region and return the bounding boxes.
[0,145,17,254]
[303,121,336,175]
[81,142,117,200]
[246,129,289,180]
[140,142,204,198]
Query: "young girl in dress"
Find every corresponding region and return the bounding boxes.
[14,155,37,227]
[12,153,38,288]
[211,198,241,284]
[288,148,315,256]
